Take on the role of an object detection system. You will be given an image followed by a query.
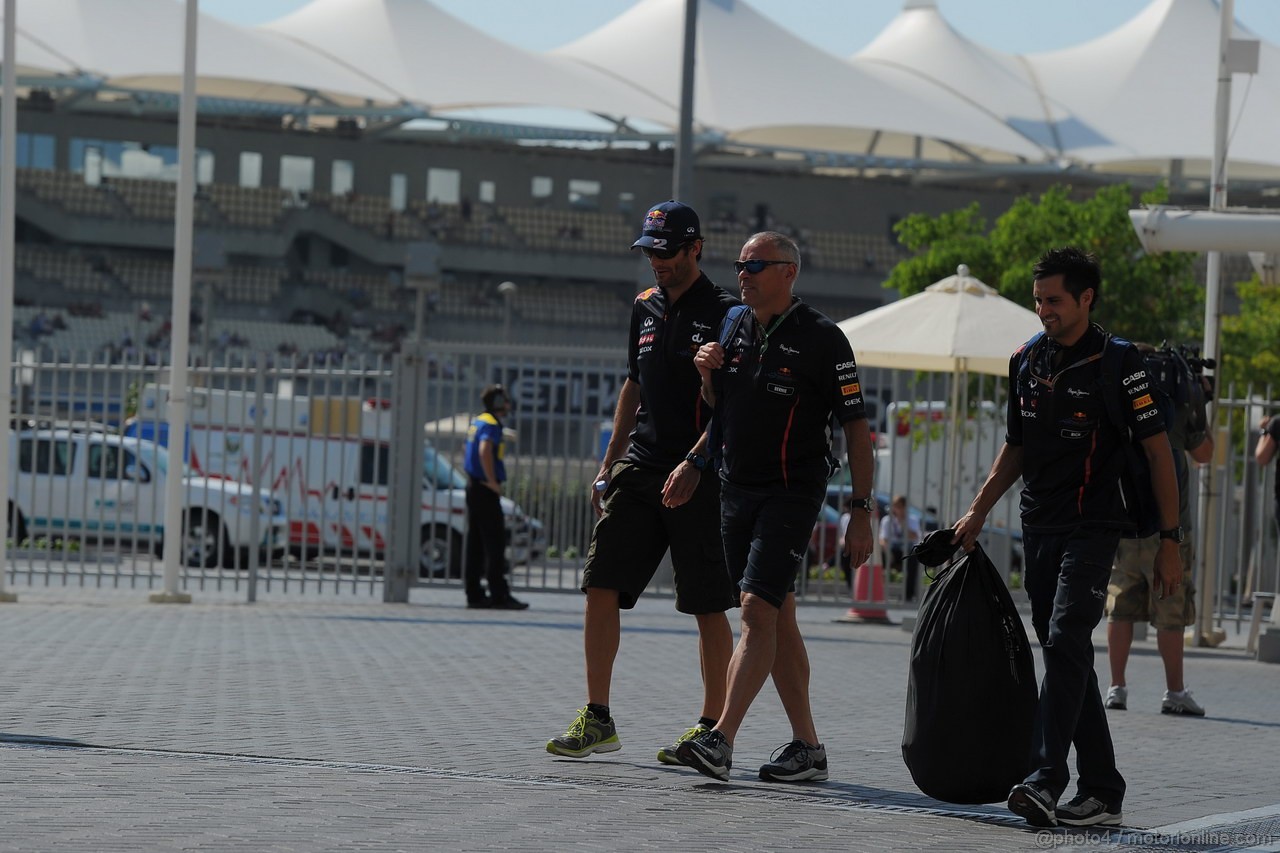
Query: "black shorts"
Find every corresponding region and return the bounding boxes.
[720,479,823,609]
[581,459,738,614]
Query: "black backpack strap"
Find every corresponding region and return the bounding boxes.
[707,305,749,469]
[1098,333,1128,439]
[1015,331,1046,386]
[719,304,749,348]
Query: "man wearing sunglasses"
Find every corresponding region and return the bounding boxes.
[679,232,875,783]
[547,200,741,766]
[951,247,1180,829]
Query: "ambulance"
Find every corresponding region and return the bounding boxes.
[130,385,542,577]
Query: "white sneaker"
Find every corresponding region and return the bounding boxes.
[1104,685,1127,710]
[1161,689,1206,716]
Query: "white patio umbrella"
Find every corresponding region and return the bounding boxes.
[836,264,1042,377]
[836,264,1043,519]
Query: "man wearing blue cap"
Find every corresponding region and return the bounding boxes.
[547,201,741,767]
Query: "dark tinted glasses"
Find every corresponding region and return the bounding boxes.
[733,259,793,275]
[641,242,691,260]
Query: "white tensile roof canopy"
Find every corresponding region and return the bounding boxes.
[553,0,1050,164]
[1025,0,1280,176]
[5,0,403,107]
[0,0,1277,173]
[852,0,1094,161]
[259,0,676,123]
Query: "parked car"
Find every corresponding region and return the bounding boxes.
[133,385,544,578]
[7,428,288,568]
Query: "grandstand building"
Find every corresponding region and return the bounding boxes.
[7,0,1277,357]
[12,105,1042,354]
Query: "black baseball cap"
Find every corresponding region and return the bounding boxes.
[631,200,702,250]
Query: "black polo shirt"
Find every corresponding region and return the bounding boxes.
[1009,324,1165,532]
[716,297,866,492]
[626,273,740,471]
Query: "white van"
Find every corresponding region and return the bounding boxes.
[7,427,288,568]
[132,385,542,578]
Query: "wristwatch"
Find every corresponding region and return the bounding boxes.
[848,497,874,513]
[1158,526,1185,544]
[684,451,708,471]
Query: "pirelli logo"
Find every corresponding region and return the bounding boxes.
[841,382,860,396]
[1133,394,1153,409]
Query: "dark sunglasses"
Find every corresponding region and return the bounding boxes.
[733,259,793,275]
[640,242,692,260]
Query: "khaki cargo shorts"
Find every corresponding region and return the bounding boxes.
[1107,536,1196,630]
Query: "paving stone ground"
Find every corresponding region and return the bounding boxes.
[1,581,1278,852]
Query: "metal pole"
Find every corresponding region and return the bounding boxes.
[671,0,698,202]
[151,0,199,604]
[0,0,19,602]
[246,361,267,603]
[1195,0,1234,645]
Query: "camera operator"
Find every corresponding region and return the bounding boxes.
[1105,344,1214,716]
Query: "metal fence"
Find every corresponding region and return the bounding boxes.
[1200,389,1278,642]
[4,348,1276,641]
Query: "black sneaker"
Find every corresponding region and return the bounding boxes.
[491,596,529,610]
[758,739,828,782]
[657,723,709,766]
[675,728,732,781]
[1056,794,1122,827]
[466,598,492,609]
[1008,782,1058,827]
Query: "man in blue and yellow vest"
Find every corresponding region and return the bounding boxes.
[463,384,527,610]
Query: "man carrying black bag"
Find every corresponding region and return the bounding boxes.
[952,248,1180,829]
[901,532,1036,805]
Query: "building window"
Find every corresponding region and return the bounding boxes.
[427,168,461,204]
[69,138,212,181]
[478,180,496,204]
[390,173,407,212]
[332,159,354,195]
[15,133,55,170]
[569,179,601,210]
[531,176,553,200]
[280,155,315,195]
[240,152,263,188]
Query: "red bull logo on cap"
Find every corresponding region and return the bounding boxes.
[644,209,668,231]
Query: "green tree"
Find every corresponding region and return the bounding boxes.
[886,184,1202,346]
[1220,277,1280,394]
[887,203,994,295]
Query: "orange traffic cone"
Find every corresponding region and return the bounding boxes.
[844,561,892,624]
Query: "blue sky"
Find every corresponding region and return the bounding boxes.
[201,0,1280,55]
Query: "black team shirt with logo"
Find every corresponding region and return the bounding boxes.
[626,273,740,471]
[715,297,866,494]
[1010,323,1166,532]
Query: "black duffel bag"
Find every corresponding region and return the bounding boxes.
[901,531,1037,804]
